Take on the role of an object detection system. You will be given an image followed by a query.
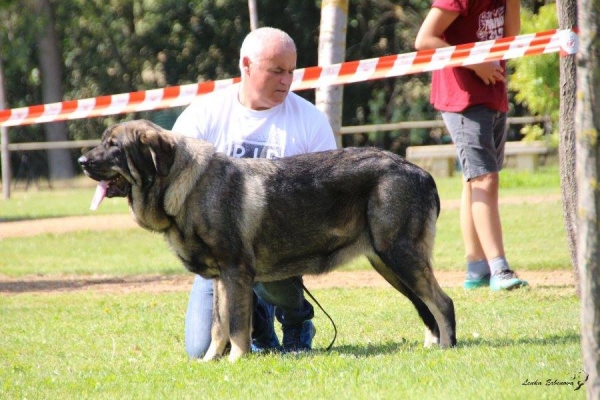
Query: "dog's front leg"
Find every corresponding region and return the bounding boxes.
[202,271,254,362]
[221,268,254,362]
[203,278,230,361]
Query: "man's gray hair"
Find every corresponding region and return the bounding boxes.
[238,27,296,71]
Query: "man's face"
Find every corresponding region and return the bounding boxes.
[241,43,297,110]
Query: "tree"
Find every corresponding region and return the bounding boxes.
[556,0,580,295]
[29,0,74,180]
[316,0,349,148]
[576,0,600,396]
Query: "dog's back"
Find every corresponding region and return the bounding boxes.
[225,147,440,282]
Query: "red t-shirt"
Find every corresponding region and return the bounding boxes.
[430,0,509,112]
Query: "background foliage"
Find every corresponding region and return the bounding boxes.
[508,3,559,146]
[0,0,555,177]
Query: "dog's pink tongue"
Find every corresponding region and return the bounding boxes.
[90,181,109,210]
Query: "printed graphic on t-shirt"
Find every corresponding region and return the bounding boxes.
[223,117,286,159]
[226,139,282,159]
[477,6,505,41]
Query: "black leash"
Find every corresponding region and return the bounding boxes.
[302,282,337,351]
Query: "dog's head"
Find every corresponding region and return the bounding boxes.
[78,119,177,209]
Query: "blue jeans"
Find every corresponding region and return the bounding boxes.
[184,275,314,358]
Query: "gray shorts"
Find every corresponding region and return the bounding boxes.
[442,105,508,181]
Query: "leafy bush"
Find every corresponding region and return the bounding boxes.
[508,4,559,147]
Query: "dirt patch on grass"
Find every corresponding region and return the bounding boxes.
[0,270,575,296]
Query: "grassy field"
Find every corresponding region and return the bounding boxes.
[1,287,583,399]
[0,166,585,399]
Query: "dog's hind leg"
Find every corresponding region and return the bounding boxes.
[375,244,457,348]
[367,188,456,347]
[366,255,442,347]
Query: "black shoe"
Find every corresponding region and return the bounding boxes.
[282,321,316,353]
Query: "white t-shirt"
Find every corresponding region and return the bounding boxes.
[172,83,337,159]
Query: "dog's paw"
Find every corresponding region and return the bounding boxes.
[423,328,440,348]
[228,352,243,362]
[202,342,225,361]
[202,351,219,362]
[227,343,249,362]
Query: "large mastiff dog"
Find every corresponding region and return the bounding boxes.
[79,119,456,361]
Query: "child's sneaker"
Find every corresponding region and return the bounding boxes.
[490,270,529,291]
[464,274,491,289]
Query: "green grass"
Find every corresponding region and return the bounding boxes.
[0,287,583,400]
[0,229,181,276]
[0,189,128,221]
[438,199,569,271]
[435,165,562,199]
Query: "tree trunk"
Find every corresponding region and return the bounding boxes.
[576,0,600,396]
[557,0,580,295]
[31,0,74,180]
[316,0,348,149]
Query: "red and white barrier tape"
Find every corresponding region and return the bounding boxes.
[0,28,578,127]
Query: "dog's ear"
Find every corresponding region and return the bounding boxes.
[140,129,176,177]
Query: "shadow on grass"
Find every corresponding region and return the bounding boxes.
[324,340,418,356]
[310,333,580,358]
[457,333,580,348]
[0,216,69,223]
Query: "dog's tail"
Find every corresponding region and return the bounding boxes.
[434,187,441,218]
[427,172,441,219]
